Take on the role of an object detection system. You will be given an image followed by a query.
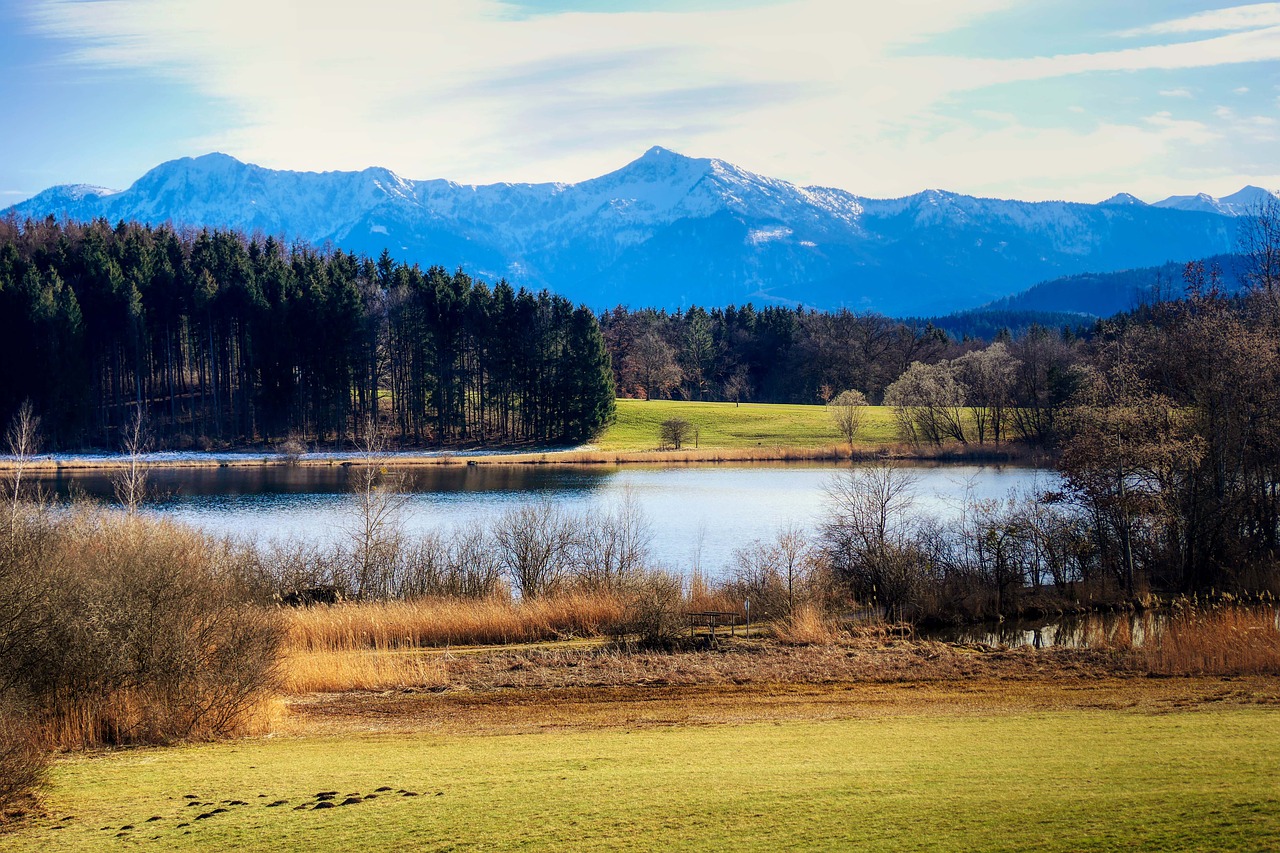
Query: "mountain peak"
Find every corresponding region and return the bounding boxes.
[191,151,244,166]
[1100,192,1146,206]
[1155,186,1277,216]
[1221,185,1277,207]
[639,145,684,160]
[600,145,712,188]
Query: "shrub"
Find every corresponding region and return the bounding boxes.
[658,417,694,450]
[615,569,686,649]
[0,702,46,819]
[0,505,284,749]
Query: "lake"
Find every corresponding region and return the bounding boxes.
[33,461,1055,575]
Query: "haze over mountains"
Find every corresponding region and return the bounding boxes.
[5,148,1271,316]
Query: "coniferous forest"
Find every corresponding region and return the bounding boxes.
[0,218,615,449]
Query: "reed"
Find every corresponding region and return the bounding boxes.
[1145,604,1280,676]
[770,604,841,645]
[282,592,626,652]
[283,649,448,693]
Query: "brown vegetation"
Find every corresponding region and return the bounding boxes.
[282,593,624,652]
[0,507,283,751]
[0,706,46,818]
[1143,603,1280,676]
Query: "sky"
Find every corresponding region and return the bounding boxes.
[1,0,1278,205]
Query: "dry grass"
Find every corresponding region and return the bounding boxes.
[278,594,628,692]
[274,602,1280,698]
[1145,604,1280,675]
[282,593,625,652]
[770,604,841,645]
[283,649,449,693]
[33,690,283,750]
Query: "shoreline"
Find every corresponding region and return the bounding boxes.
[0,442,1049,471]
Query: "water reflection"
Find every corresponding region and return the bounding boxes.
[926,611,1165,649]
[33,461,1055,576]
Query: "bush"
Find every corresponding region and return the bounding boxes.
[657,417,693,450]
[0,505,284,749]
[615,569,686,649]
[0,702,46,819]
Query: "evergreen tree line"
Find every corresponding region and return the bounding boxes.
[0,218,614,449]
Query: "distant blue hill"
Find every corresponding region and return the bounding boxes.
[5,148,1268,316]
[980,254,1247,316]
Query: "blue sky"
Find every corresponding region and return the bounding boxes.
[2,0,1278,204]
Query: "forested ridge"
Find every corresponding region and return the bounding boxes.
[0,218,614,449]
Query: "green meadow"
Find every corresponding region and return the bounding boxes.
[595,398,902,451]
[16,707,1280,852]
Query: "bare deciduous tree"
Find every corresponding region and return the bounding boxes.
[723,366,751,407]
[345,419,410,599]
[1240,193,1280,298]
[953,343,1020,444]
[624,332,683,400]
[884,361,968,445]
[494,501,576,599]
[113,409,151,514]
[731,524,820,616]
[4,400,41,526]
[573,490,652,590]
[822,460,927,618]
[658,417,694,450]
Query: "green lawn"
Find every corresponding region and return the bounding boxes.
[15,707,1280,851]
[596,399,901,451]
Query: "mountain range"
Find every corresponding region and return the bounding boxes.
[5,148,1272,316]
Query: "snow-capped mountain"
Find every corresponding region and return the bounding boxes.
[4,147,1268,315]
[1153,186,1275,217]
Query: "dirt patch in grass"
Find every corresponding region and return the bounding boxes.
[282,639,1280,737]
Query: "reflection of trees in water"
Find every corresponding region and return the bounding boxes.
[929,610,1187,650]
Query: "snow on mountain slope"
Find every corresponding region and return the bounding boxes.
[3,149,1262,315]
[1154,185,1277,217]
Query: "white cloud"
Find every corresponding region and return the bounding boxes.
[1159,88,1194,97]
[22,0,1280,200]
[1118,3,1280,37]
[1236,85,1252,92]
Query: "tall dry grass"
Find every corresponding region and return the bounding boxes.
[283,592,625,652]
[770,604,841,646]
[279,593,627,692]
[283,649,449,693]
[1144,604,1280,675]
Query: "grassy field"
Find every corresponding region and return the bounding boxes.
[595,399,901,452]
[15,703,1280,852]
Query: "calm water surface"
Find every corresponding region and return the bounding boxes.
[37,462,1055,575]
